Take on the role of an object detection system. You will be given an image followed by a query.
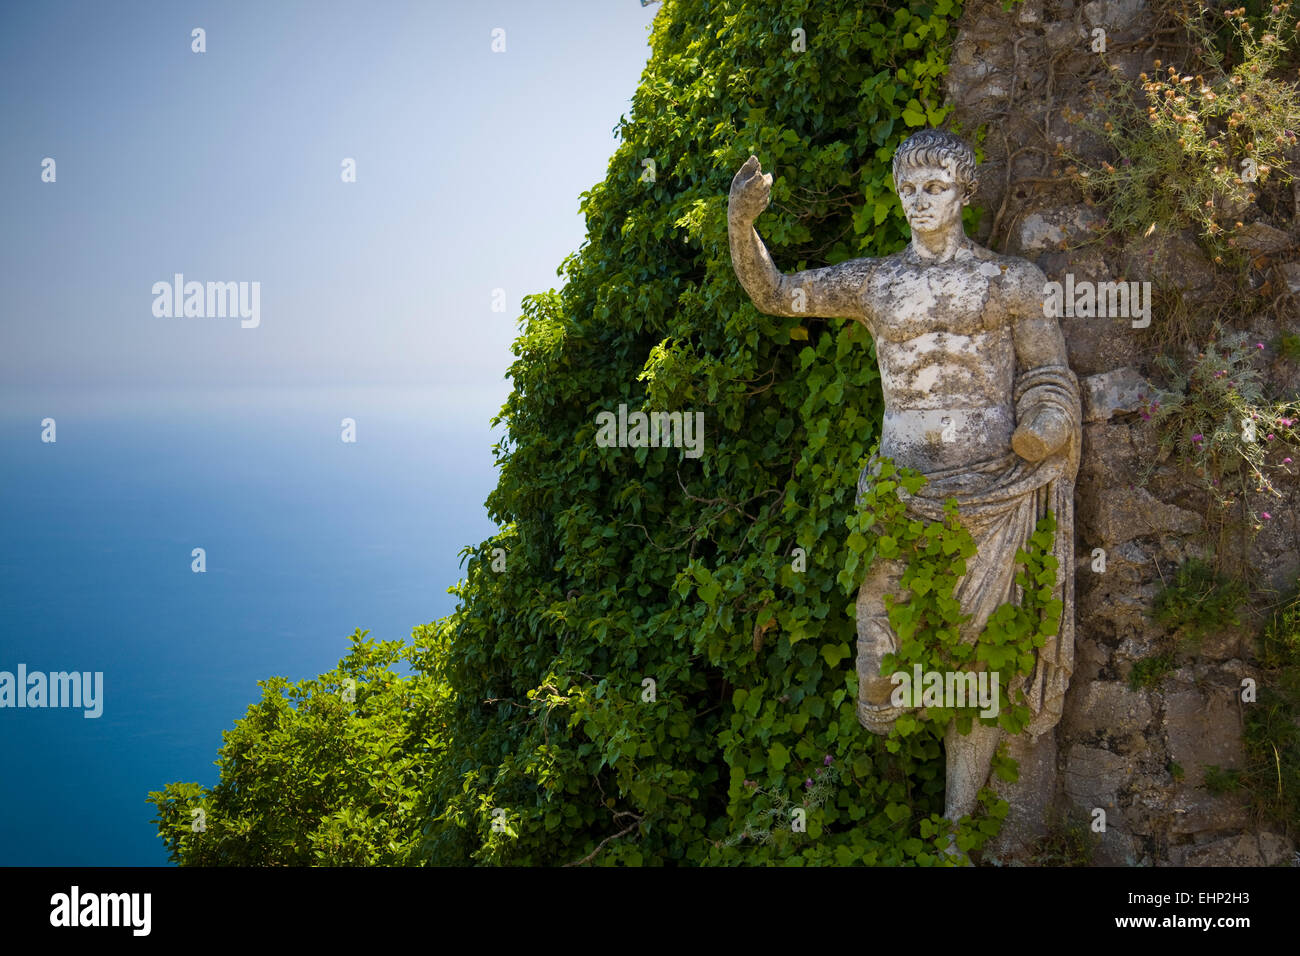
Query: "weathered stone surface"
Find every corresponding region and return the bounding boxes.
[1120,229,1216,292]
[1015,204,1104,254]
[1167,832,1293,867]
[1062,680,1153,740]
[1085,483,1202,545]
[1169,787,1250,835]
[1063,744,1132,817]
[1082,0,1146,31]
[1015,0,1042,24]
[1235,221,1294,254]
[1060,313,1146,378]
[987,732,1057,857]
[1079,421,1139,485]
[1091,827,1143,866]
[1165,683,1243,788]
[1280,261,1300,295]
[1081,367,1150,422]
[1196,627,1250,663]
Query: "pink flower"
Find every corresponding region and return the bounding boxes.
[823,754,834,766]
[1280,418,1294,427]
[1267,434,1275,441]
[1284,457,1293,464]
[1192,434,1204,443]
[1263,512,1272,520]
[805,778,814,789]
[1257,342,1265,349]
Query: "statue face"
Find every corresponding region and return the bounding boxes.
[895,163,967,236]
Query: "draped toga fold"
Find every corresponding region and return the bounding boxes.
[857,363,1082,736]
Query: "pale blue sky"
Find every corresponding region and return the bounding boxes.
[1,0,660,418]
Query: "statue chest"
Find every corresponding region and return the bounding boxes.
[864,260,1011,341]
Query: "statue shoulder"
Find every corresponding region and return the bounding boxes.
[820,253,896,299]
[857,249,909,285]
[972,247,1048,313]
[836,254,890,279]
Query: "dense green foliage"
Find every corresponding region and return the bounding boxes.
[148,631,443,864]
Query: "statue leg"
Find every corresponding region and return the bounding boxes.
[939,720,1001,864]
[855,557,911,733]
[943,718,1001,821]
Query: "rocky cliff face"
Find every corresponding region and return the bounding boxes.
[946,0,1298,865]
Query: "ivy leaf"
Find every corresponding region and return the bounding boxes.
[769,742,790,773]
[821,643,850,667]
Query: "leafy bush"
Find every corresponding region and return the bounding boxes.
[1143,331,1300,525]
[148,631,443,865]
[1129,558,1247,689]
[1072,2,1300,251]
[1151,557,1248,643]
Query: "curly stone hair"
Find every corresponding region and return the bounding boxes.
[891,129,977,201]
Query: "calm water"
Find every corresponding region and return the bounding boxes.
[0,386,502,864]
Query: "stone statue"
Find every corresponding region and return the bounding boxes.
[727,129,1081,829]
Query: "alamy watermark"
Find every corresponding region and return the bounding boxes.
[152,274,260,328]
[0,665,103,718]
[50,886,150,936]
[1043,275,1151,328]
[595,404,705,459]
[890,665,999,718]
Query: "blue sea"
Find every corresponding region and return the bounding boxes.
[0,385,503,865]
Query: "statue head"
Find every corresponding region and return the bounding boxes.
[891,129,977,237]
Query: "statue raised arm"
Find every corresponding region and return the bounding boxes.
[728,155,872,320]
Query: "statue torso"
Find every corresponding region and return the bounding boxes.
[861,244,1023,474]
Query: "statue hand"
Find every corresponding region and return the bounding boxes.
[729,155,772,226]
[1012,406,1070,462]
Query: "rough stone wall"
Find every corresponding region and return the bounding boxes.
[946,0,1298,865]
